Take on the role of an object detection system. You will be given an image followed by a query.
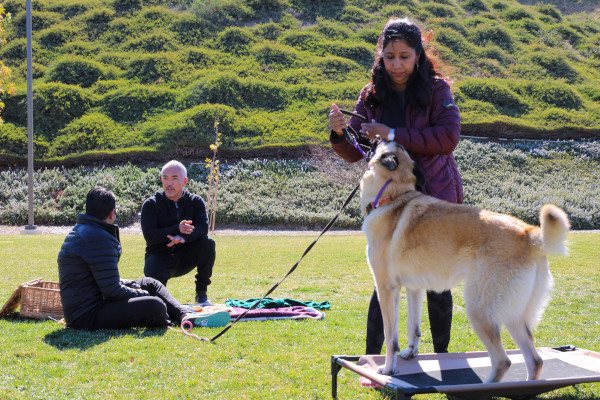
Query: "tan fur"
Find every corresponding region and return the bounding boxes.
[361,141,570,383]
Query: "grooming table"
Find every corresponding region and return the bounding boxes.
[332,346,600,399]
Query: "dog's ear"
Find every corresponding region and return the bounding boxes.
[380,152,399,171]
[413,164,426,187]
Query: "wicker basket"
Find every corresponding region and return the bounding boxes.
[20,279,63,320]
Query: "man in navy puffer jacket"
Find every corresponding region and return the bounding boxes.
[58,187,191,330]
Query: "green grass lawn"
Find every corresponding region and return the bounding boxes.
[0,233,599,399]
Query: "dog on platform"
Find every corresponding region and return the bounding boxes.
[360,141,570,383]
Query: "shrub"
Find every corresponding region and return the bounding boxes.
[312,56,362,82]
[434,28,474,58]
[102,85,178,122]
[182,48,224,69]
[141,104,239,153]
[460,0,488,14]
[512,80,583,110]
[113,0,142,15]
[280,30,321,52]
[217,27,256,55]
[507,19,542,36]
[537,108,590,127]
[523,51,579,83]
[489,1,508,11]
[77,7,115,37]
[537,4,562,22]
[91,51,129,71]
[469,23,515,51]
[91,79,130,95]
[457,78,528,116]
[553,23,585,47]
[328,41,374,68]
[45,56,105,88]
[253,22,285,41]
[422,3,457,18]
[337,5,372,24]
[475,58,506,77]
[36,26,78,49]
[50,113,141,156]
[123,32,179,53]
[177,73,288,110]
[125,53,180,84]
[311,18,352,40]
[477,45,509,65]
[128,7,176,35]
[170,14,215,46]
[501,6,533,21]
[190,0,253,27]
[577,85,600,102]
[252,42,300,69]
[0,123,49,158]
[0,38,49,66]
[245,0,289,16]
[46,0,91,18]
[11,10,62,38]
[61,40,102,57]
[33,83,98,140]
[457,99,499,116]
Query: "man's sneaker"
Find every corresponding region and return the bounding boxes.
[182,311,230,328]
[195,291,212,306]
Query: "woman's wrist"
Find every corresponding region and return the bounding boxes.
[387,128,395,141]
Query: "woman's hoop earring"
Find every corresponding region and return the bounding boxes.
[415,62,419,71]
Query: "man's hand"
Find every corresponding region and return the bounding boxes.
[179,220,195,235]
[167,235,186,247]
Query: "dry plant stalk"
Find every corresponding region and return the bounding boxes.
[205,118,222,234]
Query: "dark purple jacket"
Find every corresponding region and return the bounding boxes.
[331,77,463,204]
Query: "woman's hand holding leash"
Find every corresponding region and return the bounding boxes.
[360,120,394,142]
[329,104,348,137]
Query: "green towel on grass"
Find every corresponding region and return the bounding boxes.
[225,297,331,310]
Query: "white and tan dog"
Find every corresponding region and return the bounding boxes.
[361,141,569,383]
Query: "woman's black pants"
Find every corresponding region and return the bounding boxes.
[365,287,453,354]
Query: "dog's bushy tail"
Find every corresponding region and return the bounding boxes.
[540,204,570,255]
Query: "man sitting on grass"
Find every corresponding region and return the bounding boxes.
[57,186,192,330]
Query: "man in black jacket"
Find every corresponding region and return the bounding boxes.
[141,160,216,305]
[58,187,191,330]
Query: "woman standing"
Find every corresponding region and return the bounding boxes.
[328,17,463,363]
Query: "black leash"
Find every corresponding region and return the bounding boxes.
[204,182,361,342]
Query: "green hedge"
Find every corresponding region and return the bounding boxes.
[102,84,178,122]
[140,103,238,153]
[45,56,106,88]
[50,113,143,156]
[33,83,98,140]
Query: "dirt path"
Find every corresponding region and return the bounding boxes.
[0,222,363,236]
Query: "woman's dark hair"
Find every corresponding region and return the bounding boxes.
[365,17,441,110]
[86,186,116,220]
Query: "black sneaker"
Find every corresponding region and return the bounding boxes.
[195,291,211,306]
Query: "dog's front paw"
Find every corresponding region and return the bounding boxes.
[377,365,394,375]
[399,346,418,360]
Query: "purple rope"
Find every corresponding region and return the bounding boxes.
[373,179,392,207]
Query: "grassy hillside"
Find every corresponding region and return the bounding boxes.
[0,0,599,163]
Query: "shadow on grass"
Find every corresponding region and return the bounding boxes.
[2,313,168,350]
[43,325,169,350]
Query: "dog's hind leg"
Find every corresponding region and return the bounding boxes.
[400,288,424,360]
[468,313,511,383]
[505,320,543,380]
[465,280,511,383]
[376,284,401,375]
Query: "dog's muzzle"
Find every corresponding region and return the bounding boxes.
[380,152,399,171]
